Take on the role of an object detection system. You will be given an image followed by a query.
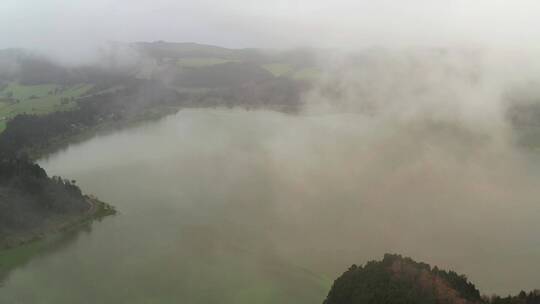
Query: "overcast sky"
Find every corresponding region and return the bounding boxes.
[2,0,540,60]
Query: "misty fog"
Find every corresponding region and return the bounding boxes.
[3,46,540,300]
[3,1,540,303]
[4,0,540,62]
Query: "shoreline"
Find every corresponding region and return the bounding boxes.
[0,105,180,254]
[29,105,184,161]
[1,105,293,256]
[0,197,116,252]
[29,104,298,162]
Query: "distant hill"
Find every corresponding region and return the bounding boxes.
[129,41,320,78]
[132,41,236,61]
[175,62,274,88]
[324,254,540,304]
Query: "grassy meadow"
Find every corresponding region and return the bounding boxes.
[177,57,238,68]
[0,83,93,132]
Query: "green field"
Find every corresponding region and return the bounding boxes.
[0,83,93,132]
[177,57,238,68]
[261,64,322,80]
[262,63,294,77]
[292,67,322,80]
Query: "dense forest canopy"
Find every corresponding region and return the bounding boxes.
[0,157,89,248]
[324,254,540,304]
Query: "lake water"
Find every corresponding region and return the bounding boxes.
[1,108,540,303]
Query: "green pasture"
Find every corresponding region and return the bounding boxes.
[292,67,322,81]
[177,57,238,68]
[0,83,93,132]
[262,63,294,77]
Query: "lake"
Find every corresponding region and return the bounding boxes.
[1,108,540,303]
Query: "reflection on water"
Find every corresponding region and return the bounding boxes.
[0,223,95,286]
[1,109,540,303]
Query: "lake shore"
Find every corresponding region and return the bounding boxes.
[0,196,116,252]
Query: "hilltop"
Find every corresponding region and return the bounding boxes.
[324,254,540,304]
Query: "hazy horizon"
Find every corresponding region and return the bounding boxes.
[3,1,540,62]
[2,1,540,302]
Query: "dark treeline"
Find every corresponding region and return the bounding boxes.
[489,292,540,304]
[0,80,180,157]
[324,254,539,304]
[200,77,307,110]
[174,62,274,88]
[0,157,89,248]
[0,77,305,158]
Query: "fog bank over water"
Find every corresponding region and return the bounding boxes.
[3,0,540,302]
[295,49,540,293]
[3,48,540,302]
[33,103,540,297]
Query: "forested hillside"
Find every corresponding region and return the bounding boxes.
[0,157,93,249]
[324,254,540,304]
